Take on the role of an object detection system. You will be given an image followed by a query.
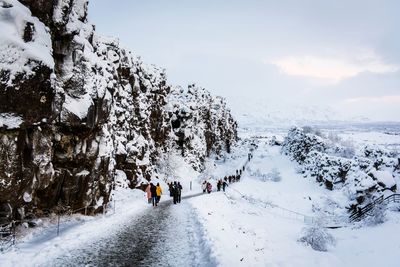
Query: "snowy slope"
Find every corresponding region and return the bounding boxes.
[189,138,400,267]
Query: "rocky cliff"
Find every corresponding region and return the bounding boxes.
[0,0,237,219]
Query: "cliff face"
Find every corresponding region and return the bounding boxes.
[0,0,237,219]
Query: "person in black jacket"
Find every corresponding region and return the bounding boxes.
[172,181,178,204]
[150,183,158,207]
[177,182,183,203]
[168,182,174,197]
[222,180,228,192]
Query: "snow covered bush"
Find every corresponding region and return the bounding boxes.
[298,226,336,252]
[363,145,399,173]
[362,204,387,226]
[248,167,281,182]
[269,135,283,146]
[303,151,352,190]
[268,168,282,182]
[248,167,266,181]
[282,127,326,164]
[282,127,399,215]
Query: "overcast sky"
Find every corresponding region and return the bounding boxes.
[89,0,400,122]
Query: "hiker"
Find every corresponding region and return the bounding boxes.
[145,183,152,204]
[177,182,183,203]
[228,176,232,183]
[202,181,207,193]
[168,182,174,197]
[217,180,221,191]
[222,180,228,192]
[206,182,212,193]
[173,181,178,204]
[156,183,162,203]
[150,183,158,207]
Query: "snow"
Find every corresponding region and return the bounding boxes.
[371,170,396,188]
[75,170,90,176]
[62,93,93,120]
[338,130,400,152]
[114,169,130,189]
[2,0,398,265]
[187,133,400,266]
[1,125,399,266]
[0,0,54,85]
[0,113,23,128]
[22,192,32,203]
[0,187,149,267]
[0,86,400,266]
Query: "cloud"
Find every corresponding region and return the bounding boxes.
[269,51,399,84]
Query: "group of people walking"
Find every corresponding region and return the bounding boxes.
[168,181,183,204]
[145,181,183,206]
[145,183,163,207]
[202,151,254,194]
[202,181,213,193]
[145,151,254,205]
[202,167,243,194]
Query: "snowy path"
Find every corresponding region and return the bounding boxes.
[46,193,216,267]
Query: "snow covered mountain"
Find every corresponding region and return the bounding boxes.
[229,99,371,129]
[0,0,237,218]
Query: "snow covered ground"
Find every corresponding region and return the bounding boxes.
[189,138,400,266]
[0,188,148,266]
[1,125,400,267]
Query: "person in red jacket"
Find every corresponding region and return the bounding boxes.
[145,183,151,204]
[206,182,212,193]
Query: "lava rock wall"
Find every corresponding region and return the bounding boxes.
[0,0,237,219]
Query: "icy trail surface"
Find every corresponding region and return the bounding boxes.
[46,193,216,267]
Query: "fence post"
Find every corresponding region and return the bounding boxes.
[57,213,60,236]
[12,220,15,246]
[190,181,192,191]
[113,200,116,214]
[85,206,87,216]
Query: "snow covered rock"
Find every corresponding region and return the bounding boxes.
[0,0,54,125]
[282,127,326,164]
[282,127,399,213]
[0,0,237,220]
[369,170,396,191]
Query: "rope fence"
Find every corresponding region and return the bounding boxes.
[222,145,346,228]
[0,199,118,250]
[225,187,346,228]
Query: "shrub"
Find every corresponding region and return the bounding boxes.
[363,204,387,226]
[298,226,336,252]
[268,168,282,182]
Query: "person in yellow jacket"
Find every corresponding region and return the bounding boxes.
[156,183,162,203]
